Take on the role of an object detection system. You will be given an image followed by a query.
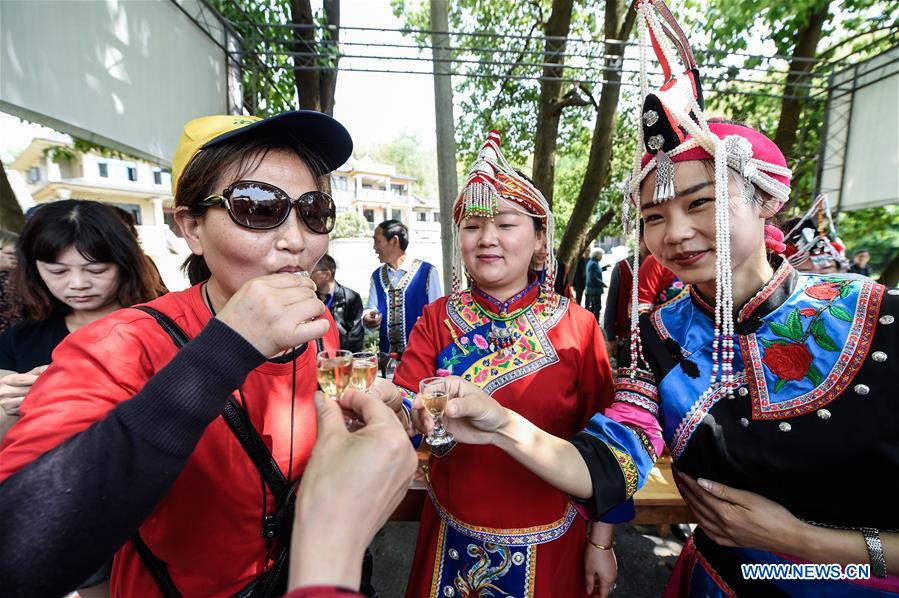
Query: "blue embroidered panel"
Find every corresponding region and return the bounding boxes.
[652,293,739,448]
[740,274,877,419]
[652,272,878,458]
[432,523,534,598]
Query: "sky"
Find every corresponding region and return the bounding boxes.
[0,0,437,164]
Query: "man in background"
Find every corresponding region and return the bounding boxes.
[849,249,872,277]
[363,220,440,360]
[311,254,364,353]
[585,249,606,322]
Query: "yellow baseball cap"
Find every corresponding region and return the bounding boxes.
[171,111,353,196]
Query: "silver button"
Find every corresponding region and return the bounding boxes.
[871,351,887,363]
[888,289,899,296]
[448,548,459,560]
[779,422,792,432]
[643,110,660,126]
[738,386,748,397]
[512,552,525,565]
[854,384,870,395]
[740,418,749,427]
[648,134,665,150]
[880,315,895,325]
[443,586,455,597]
[817,409,831,420]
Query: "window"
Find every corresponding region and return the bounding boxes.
[391,210,403,223]
[126,166,138,182]
[332,176,348,191]
[432,212,440,222]
[109,202,142,225]
[391,184,405,195]
[417,212,427,222]
[153,169,163,185]
[98,162,109,177]
[27,166,40,184]
[363,209,375,223]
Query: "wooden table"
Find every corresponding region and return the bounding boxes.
[390,452,694,525]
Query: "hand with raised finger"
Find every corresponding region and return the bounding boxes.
[289,388,417,591]
[215,274,329,358]
[676,472,807,555]
[0,365,49,415]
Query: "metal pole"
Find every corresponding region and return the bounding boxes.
[430,0,459,291]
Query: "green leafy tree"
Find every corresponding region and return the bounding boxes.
[209,0,341,115]
[392,0,635,277]
[683,0,899,206]
[358,134,439,200]
[332,210,370,238]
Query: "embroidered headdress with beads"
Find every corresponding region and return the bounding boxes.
[783,194,848,272]
[452,130,558,304]
[623,0,792,397]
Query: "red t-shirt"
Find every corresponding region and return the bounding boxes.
[0,284,338,597]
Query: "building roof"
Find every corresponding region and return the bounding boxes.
[334,154,416,181]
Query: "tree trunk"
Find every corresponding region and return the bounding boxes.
[566,207,614,283]
[0,163,25,232]
[319,0,340,115]
[879,252,899,287]
[584,207,615,248]
[531,0,575,207]
[291,0,321,111]
[774,1,830,163]
[556,0,636,273]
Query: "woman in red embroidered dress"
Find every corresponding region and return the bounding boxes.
[394,131,616,598]
[409,2,899,594]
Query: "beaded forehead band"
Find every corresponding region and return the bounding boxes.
[624,0,792,398]
[451,130,557,304]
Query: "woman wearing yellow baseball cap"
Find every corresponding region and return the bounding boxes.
[0,110,411,597]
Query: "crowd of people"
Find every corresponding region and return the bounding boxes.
[1,1,897,597]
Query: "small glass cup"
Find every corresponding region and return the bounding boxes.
[420,376,453,446]
[316,349,352,400]
[350,351,378,393]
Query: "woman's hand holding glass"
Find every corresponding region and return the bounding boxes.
[411,376,510,445]
[215,274,329,358]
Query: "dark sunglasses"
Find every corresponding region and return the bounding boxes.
[192,180,336,234]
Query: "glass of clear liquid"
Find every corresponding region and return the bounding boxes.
[420,376,453,446]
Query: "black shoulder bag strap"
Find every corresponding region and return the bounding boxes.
[129,306,298,598]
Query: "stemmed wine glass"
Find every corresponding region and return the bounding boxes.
[420,376,454,446]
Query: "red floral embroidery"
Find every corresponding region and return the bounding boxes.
[762,343,813,381]
[761,278,853,391]
[805,282,841,300]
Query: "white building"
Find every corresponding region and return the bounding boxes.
[9,138,191,289]
[331,155,441,241]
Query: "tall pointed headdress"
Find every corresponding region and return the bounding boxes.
[783,194,848,271]
[624,0,792,397]
[452,130,557,302]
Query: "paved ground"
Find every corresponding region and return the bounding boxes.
[369,522,683,597]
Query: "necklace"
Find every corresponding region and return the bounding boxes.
[471,302,526,355]
[472,301,530,322]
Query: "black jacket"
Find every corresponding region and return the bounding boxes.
[324,282,364,353]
